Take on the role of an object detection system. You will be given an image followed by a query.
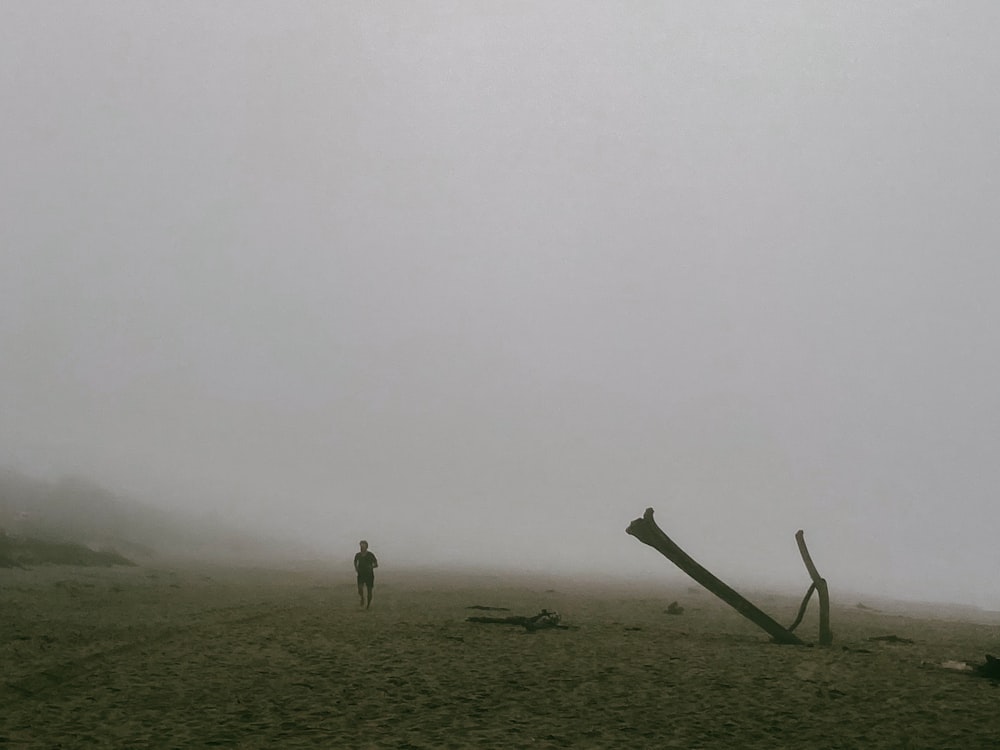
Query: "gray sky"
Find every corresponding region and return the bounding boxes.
[3,2,999,607]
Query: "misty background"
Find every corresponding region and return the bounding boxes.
[2,3,998,607]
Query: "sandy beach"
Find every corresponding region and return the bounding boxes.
[2,563,998,749]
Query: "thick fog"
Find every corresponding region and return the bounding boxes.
[3,3,999,607]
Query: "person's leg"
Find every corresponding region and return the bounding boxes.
[365,580,373,609]
[357,579,365,607]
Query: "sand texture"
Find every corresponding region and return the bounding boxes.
[2,564,999,748]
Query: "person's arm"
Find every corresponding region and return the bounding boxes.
[354,553,359,572]
[371,553,378,569]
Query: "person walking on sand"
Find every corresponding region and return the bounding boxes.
[354,540,378,609]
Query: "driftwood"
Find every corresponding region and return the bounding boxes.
[466,609,567,632]
[868,634,914,644]
[787,581,817,633]
[975,654,1000,679]
[795,530,832,645]
[626,508,804,645]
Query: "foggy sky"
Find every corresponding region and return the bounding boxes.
[3,2,999,607]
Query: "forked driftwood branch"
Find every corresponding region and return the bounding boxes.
[626,507,805,645]
[786,581,817,632]
[794,529,832,645]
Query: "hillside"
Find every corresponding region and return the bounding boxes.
[0,533,136,568]
[0,468,288,566]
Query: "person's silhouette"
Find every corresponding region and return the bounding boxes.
[354,540,378,609]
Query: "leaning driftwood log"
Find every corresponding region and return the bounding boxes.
[626,507,804,645]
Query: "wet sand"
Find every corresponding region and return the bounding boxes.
[2,564,998,748]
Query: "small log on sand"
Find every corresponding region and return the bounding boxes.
[466,609,568,632]
[868,635,914,644]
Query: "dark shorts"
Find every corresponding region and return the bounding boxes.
[357,571,374,588]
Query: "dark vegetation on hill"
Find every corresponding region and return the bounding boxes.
[0,532,135,568]
[0,468,286,567]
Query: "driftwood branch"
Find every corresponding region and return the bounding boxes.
[787,581,817,632]
[466,609,567,632]
[795,530,832,645]
[626,508,804,645]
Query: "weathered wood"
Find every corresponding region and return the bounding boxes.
[787,581,817,632]
[626,508,804,645]
[795,530,832,645]
[466,609,566,631]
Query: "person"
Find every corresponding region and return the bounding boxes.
[354,540,378,609]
